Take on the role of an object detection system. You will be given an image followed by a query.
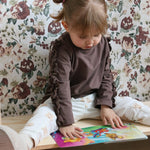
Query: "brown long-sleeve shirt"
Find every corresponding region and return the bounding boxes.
[43,32,116,127]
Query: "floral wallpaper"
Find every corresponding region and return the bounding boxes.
[0,0,150,116]
[107,0,150,101]
[0,0,64,116]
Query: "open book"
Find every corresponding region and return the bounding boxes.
[51,123,148,148]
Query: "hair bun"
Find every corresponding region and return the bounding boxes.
[53,0,63,4]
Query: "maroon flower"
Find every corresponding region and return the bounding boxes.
[121,17,133,30]
[11,82,30,99]
[136,48,141,54]
[33,76,46,88]
[33,0,47,8]
[31,97,35,101]
[131,71,137,80]
[136,35,143,46]
[127,82,132,90]
[121,52,125,57]
[134,0,141,5]
[35,28,45,35]
[48,21,62,34]
[10,1,30,19]
[146,65,150,72]
[130,7,135,17]
[122,36,134,48]
[108,22,118,31]
[0,46,5,56]
[20,59,34,73]
[40,42,49,49]
[1,0,7,4]
[30,18,34,23]
[134,71,137,77]
[0,88,3,96]
[119,90,129,96]
[1,78,8,86]
[136,26,149,46]
[113,37,121,44]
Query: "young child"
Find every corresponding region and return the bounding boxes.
[1,0,150,150]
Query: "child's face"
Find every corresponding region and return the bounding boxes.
[62,21,102,50]
[69,29,102,50]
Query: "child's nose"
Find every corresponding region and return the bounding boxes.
[86,39,93,46]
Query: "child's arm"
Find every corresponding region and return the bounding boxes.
[95,37,124,128]
[48,39,75,128]
[95,38,115,108]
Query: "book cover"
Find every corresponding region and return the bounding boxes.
[51,124,148,148]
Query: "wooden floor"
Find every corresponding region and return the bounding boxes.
[1,101,150,150]
[2,116,150,150]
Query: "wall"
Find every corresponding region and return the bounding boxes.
[107,0,150,101]
[0,0,150,116]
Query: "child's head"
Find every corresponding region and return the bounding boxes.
[52,0,107,49]
[52,0,107,35]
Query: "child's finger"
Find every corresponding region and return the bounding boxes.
[72,132,82,138]
[113,118,122,128]
[117,117,124,127]
[75,127,83,132]
[76,130,85,137]
[67,132,75,139]
[63,132,69,139]
[103,117,108,125]
[75,127,85,137]
[109,119,116,129]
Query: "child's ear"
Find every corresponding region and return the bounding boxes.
[62,21,69,32]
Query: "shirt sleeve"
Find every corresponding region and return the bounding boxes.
[94,38,116,108]
[48,40,74,127]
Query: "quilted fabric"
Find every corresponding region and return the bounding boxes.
[0,0,150,116]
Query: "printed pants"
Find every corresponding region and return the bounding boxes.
[19,94,150,146]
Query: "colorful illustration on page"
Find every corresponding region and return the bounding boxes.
[51,124,147,147]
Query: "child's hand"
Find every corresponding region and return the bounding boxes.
[59,125,85,139]
[100,105,124,128]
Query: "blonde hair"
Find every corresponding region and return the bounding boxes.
[52,0,107,35]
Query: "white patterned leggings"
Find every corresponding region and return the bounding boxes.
[19,94,150,146]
